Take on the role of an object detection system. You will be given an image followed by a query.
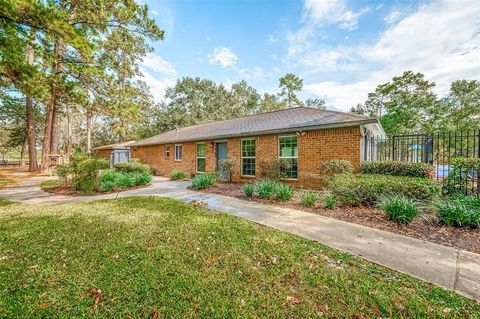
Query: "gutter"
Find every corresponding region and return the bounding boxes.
[132,119,378,147]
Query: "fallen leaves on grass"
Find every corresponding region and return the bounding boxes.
[39,303,47,310]
[82,288,103,310]
[283,296,301,307]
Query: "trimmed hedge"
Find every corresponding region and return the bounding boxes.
[320,160,353,176]
[326,174,441,206]
[360,161,435,178]
[100,170,152,192]
[114,162,151,175]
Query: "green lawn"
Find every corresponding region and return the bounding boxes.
[0,197,478,318]
[0,178,10,188]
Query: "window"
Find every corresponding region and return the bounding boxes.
[278,136,298,179]
[165,145,170,159]
[196,143,206,172]
[241,139,256,176]
[175,144,182,161]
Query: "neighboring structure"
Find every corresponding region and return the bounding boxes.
[93,141,136,168]
[131,107,385,188]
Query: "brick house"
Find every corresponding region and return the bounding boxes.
[131,107,385,188]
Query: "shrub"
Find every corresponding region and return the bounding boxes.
[242,183,254,197]
[170,169,188,180]
[320,160,353,176]
[191,173,217,190]
[379,196,419,224]
[114,162,151,175]
[360,161,435,179]
[273,183,293,201]
[100,170,152,192]
[259,159,292,180]
[300,190,318,207]
[443,157,480,196]
[60,153,109,194]
[324,195,336,209]
[326,174,441,206]
[218,159,235,182]
[437,195,480,228]
[254,179,277,199]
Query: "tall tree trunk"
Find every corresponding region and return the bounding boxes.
[40,101,54,173]
[26,31,38,171]
[65,105,73,156]
[86,108,92,154]
[41,38,64,172]
[49,39,64,155]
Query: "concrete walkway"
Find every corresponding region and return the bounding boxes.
[1,172,479,301]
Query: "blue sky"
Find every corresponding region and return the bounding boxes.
[139,0,480,111]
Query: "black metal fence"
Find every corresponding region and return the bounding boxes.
[367,129,480,195]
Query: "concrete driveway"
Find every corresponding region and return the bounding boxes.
[1,171,479,301]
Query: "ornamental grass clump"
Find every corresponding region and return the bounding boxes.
[254,179,277,199]
[437,195,480,228]
[242,183,254,197]
[300,190,318,207]
[191,173,217,190]
[324,195,336,210]
[379,195,419,225]
[273,183,293,201]
[170,169,188,180]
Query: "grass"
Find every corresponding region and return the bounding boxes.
[0,177,12,188]
[0,197,478,318]
[40,179,61,190]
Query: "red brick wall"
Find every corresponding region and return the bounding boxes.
[131,127,361,188]
[95,149,112,159]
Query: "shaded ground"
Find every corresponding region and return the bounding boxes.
[40,179,151,196]
[1,197,478,318]
[202,182,480,254]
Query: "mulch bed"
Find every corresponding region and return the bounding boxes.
[43,184,150,196]
[198,182,480,254]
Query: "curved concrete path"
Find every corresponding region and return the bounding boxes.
[1,171,479,301]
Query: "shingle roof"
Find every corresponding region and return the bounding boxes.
[133,107,377,146]
[93,140,136,150]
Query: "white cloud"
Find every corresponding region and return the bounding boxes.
[208,46,239,68]
[139,69,176,102]
[237,66,266,81]
[303,0,480,110]
[287,0,368,57]
[138,54,177,102]
[303,0,368,31]
[141,53,177,76]
[384,10,401,24]
[267,35,278,44]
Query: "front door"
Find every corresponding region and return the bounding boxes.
[216,142,228,172]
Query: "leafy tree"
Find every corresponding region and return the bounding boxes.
[305,97,326,109]
[442,80,480,130]
[356,71,440,135]
[0,0,163,171]
[259,93,286,113]
[279,73,304,108]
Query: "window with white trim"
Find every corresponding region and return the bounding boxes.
[241,139,255,176]
[278,136,298,179]
[196,143,206,172]
[165,145,170,159]
[174,144,182,161]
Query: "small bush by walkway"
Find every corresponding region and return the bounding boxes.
[0,197,478,317]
